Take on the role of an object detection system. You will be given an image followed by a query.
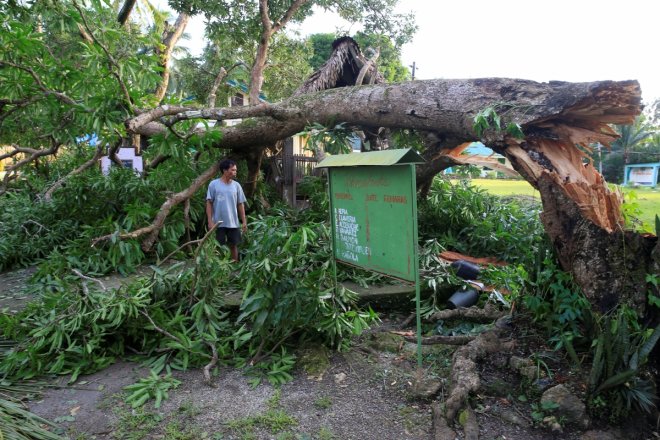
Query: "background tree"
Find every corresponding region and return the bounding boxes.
[161,0,415,193]
[602,116,656,183]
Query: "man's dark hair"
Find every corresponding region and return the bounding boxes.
[219,159,237,173]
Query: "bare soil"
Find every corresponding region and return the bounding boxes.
[1,266,657,440]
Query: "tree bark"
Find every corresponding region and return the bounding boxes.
[154,14,190,104]
[117,0,137,26]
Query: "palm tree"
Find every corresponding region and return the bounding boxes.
[612,116,653,164]
[599,116,654,183]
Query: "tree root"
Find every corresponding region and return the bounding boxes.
[203,341,218,387]
[431,402,457,439]
[403,334,475,345]
[428,302,506,323]
[463,404,479,440]
[444,328,515,422]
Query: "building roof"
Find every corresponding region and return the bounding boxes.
[294,36,384,96]
[226,79,268,102]
[316,148,425,168]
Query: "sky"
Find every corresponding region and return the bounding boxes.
[176,0,660,102]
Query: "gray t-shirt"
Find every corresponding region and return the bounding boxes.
[206,179,246,228]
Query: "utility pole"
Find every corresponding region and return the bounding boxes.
[409,62,417,80]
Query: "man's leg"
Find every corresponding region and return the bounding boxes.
[229,245,239,262]
[227,228,242,262]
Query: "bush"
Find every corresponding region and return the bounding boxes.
[418,177,545,267]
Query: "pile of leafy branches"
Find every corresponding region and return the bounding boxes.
[0,340,63,440]
[0,145,216,273]
[0,205,377,390]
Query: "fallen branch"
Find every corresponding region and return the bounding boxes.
[403,334,476,346]
[92,161,220,251]
[71,269,107,291]
[21,219,49,236]
[42,144,105,201]
[125,102,281,134]
[397,312,416,329]
[0,140,61,194]
[139,310,185,346]
[428,303,506,323]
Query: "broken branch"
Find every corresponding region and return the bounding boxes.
[428,303,506,323]
[92,161,220,251]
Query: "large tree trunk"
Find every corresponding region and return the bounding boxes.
[126,78,659,312]
[535,174,658,314]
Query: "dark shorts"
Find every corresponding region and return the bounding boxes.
[216,227,241,246]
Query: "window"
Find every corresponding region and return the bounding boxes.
[231,93,244,107]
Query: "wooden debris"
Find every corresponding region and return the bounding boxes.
[439,251,508,267]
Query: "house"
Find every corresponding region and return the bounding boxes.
[443,142,517,178]
[100,144,144,175]
[223,79,268,128]
[624,162,660,187]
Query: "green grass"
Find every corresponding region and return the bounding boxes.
[620,186,660,233]
[467,179,659,234]
[468,178,541,198]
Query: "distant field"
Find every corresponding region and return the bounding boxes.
[467,179,659,233]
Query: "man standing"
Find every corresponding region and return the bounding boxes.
[206,159,247,261]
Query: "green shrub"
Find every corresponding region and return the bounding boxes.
[418,177,545,267]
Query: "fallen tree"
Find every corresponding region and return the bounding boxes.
[122,77,659,316]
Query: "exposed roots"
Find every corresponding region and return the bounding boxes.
[463,404,479,440]
[444,328,515,422]
[431,401,457,440]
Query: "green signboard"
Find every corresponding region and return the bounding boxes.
[317,148,425,366]
[329,166,417,281]
[318,149,424,282]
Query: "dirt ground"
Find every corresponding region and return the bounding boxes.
[1,266,657,440]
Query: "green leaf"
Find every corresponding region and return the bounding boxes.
[506,122,525,139]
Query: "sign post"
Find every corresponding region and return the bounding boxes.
[317,149,425,366]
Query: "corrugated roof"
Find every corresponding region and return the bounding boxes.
[316,148,425,168]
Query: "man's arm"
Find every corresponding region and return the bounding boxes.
[206,200,214,230]
[237,203,247,233]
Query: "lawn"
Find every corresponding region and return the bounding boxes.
[467,179,659,234]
